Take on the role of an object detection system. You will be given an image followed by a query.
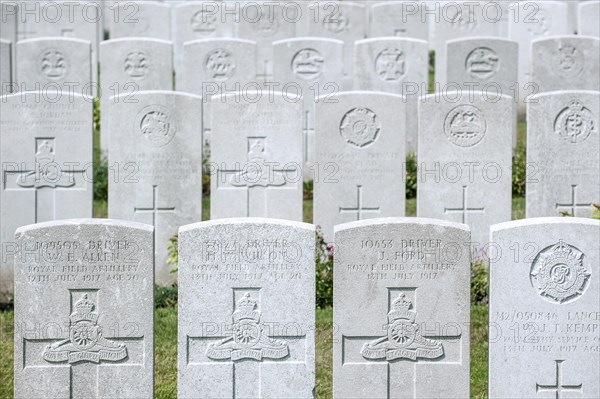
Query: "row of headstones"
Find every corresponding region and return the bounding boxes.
[1,88,598,293]
[13,216,600,398]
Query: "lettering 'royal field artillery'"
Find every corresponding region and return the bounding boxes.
[42,294,128,364]
[206,293,289,361]
[360,293,444,361]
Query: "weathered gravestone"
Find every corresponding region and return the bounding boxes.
[13,219,154,399]
[16,38,92,94]
[178,218,316,398]
[334,217,471,398]
[0,92,93,299]
[417,91,513,247]
[578,1,600,37]
[489,217,600,398]
[1,0,16,80]
[526,90,600,218]
[99,38,173,153]
[109,1,171,40]
[272,38,344,175]
[108,91,203,285]
[531,36,600,93]
[354,37,428,153]
[369,1,429,41]
[173,1,235,75]
[0,39,11,94]
[314,91,406,243]
[209,91,303,221]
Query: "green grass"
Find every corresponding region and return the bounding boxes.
[0,306,489,399]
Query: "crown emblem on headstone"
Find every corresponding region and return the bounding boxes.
[387,293,416,324]
[232,292,261,323]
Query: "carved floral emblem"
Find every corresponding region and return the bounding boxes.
[375,48,406,82]
[465,47,499,79]
[554,100,597,144]
[135,105,177,148]
[444,105,486,147]
[291,49,324,80]
[41,49,67,80]
[361,293,444,361]
[204,48,236,81]
[340,107,381,148]
[530,240,590,304]
[42,294,128,364]
[206,293,289,361]
[124,50,149,79]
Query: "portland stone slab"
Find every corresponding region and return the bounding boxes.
[109,1,171,40]
[369,1,429,41]
[578,1,600,37]
[334,217,471,398]
[0,92,93,299]
[0,39,11,95]
[314,91,406,242]
[99,38,174,153]
[13,219,154,399]
[354,37,428,153]
[489,217,600,398]
[0,1,17,45]
[107,91,203,285]
[531,36,600,93]
[209,91,303,221]
[16,38,92,94]
[417,91,513,247]
[526,90,600,218]
[178,218,316,398]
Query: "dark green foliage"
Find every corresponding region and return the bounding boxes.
[405,152,417,199]
[471,260,489,306]
[315,227,333,308]
[512,142,526,197]
[155,284,178,308]
[93,157,108,203]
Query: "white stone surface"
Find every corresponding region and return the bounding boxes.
[369,1,429,42]
[578,1,600,37]
[109,1,171,40]
[0,39,11,94]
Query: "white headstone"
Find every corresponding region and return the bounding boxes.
[107,91,203,284]
[109,1,171,40]
[531,36,600,93]
[369,1,429,41]
[0,92,93,299]
[417,91,513,247]
[314,91,406,242]
[0,1,17,45]
[526,90,600,218]
[13,219,155,399]
[354,37,428,153]
[334,217,471,398]
[178,218,316,398]
[209,91,303,221]
[16,38,92,94]
[272,37,344,175]
[0,39,11,94]
[489,217,600,398]
[99,38,174,153]
[578,1,600,37]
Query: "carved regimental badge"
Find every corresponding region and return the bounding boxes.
[530,240,591,304]
[17,140,76,189]
[253,14,279,37]
[291,49,324,80]
[323,10,349,33]
[554,100,597,144]
[361,293,444,361]
[340,107,381,148]
[41,49,67,80]
[204,49,236,81]
[42,294,128,364]
[555,43,582,78]
[191,10,217,33]
[444,105,486,147]
[375,48,406,82]
[465,47,499,79]
[124,50,149,79]
[136,105,176,147]
[206,293,289,361]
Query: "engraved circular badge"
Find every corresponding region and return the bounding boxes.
[135,105,176,148]
[253,15,279,37]
[465,47,499,79]
[124,50,149,79]
[234,320,262,347]
[388,320,417,348]
[375,48,406,82]
[527,9,551,35]
[70,321,100,350]
[443,105,487,147]
[530,240,590,304]
[556,44,583,78]
[339,107,381,148]
[291,48,324,80]
[204,48,236,81]
[323,11,349,33]
[40,49,68,80]
[554,100,597,144]
[191,10,217,33]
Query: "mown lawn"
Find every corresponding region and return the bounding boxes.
[0,306,489,398]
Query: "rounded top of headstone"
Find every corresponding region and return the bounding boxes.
[183,38,257,49]
[531,34,600,44]
[17,37,91,47]
[334,217,470,234]
[491,217,600,233]
[179,218,315,235]
[446,36,518,46]
[355,37,428,46]
[272,37,345,47]
[316,90,405,103]
[15,218,154,236]
[100,37,174,47]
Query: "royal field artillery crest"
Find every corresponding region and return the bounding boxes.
[42,294,128,364]
[361,293,444,361]
[206,293,289,361]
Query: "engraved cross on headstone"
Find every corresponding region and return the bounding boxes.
[555,185,592,216]
[444,185,485,224]
[339,185,381,220]
[134,184,176,251]
[186,289,307,398]
[302,109,314,165]
[341,288,463,398]
[22,290,145,399]
[3,138,84,223]
[536,360,582,398]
